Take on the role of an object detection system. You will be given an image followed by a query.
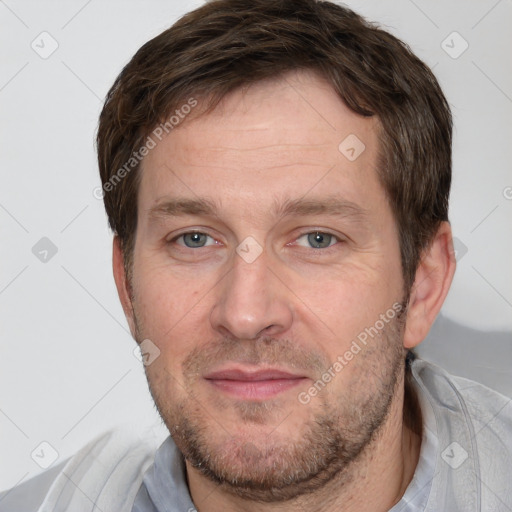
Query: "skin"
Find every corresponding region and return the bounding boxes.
[113,69,456,511]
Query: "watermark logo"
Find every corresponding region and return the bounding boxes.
[338,134,366,162]
[298,302,403,404]
[32,237,58,263]
[441,31,469,59]
[441,441,468,469]
[31,32,59,59]
[133,339,161,366]
[31,441,59,469]
[452,237,468,262]
[236,236,263,264]
[95,97,198,199]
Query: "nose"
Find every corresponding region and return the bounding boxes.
[209,249,293,340]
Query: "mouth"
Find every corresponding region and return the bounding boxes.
[203,367,308,400]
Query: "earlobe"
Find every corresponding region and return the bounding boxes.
[112,236,137,338]
[403,222,456,349]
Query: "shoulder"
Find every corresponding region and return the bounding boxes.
[448,372,512,487]
[0,459,68,512]
[412,357,512,433]
[412,358,512,507]
[0,428,163,512]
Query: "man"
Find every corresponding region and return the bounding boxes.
[2,0,511,510]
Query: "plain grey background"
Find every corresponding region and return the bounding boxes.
[1,0,511,491]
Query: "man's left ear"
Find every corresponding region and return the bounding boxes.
[403,221,456,349]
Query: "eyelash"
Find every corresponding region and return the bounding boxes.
[169,230,344,251]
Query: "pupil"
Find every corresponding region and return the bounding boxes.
[185,233,206,247]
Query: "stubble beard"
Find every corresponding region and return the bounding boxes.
[138,311,406,503]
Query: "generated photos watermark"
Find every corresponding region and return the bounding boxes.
[298,302,403,405]
[93,97,198,200]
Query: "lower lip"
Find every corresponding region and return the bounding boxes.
[206,378,306,400]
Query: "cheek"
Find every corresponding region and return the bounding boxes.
[291,259,401,339]
[133,259,201,321]
[131,265,214,369]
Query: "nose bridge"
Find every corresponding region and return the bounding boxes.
[210,250,292,340]
[232,252,270,307]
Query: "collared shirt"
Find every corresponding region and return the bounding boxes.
[1,358,511,511]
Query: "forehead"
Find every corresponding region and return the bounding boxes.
[139,69,382,210]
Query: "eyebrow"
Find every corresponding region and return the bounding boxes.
[148,196,368,222]
[274,196,368,221]
[149,198,218,219]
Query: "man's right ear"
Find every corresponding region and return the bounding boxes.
[112,236,137,338]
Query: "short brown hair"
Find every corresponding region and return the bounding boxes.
[97,0,452,292]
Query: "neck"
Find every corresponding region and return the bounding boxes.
[186,370,422,512]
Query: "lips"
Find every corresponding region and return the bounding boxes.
[204,367,307,400]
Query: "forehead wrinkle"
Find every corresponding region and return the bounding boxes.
[163,162,330,173]
[199,142,332,152]
[179,143,334,167]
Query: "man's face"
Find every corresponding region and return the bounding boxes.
[127,70,407,500]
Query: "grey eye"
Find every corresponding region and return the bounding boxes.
[183,232,209,248]
[307,232,333,249]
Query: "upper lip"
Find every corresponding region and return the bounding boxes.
[204,367,306,381]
